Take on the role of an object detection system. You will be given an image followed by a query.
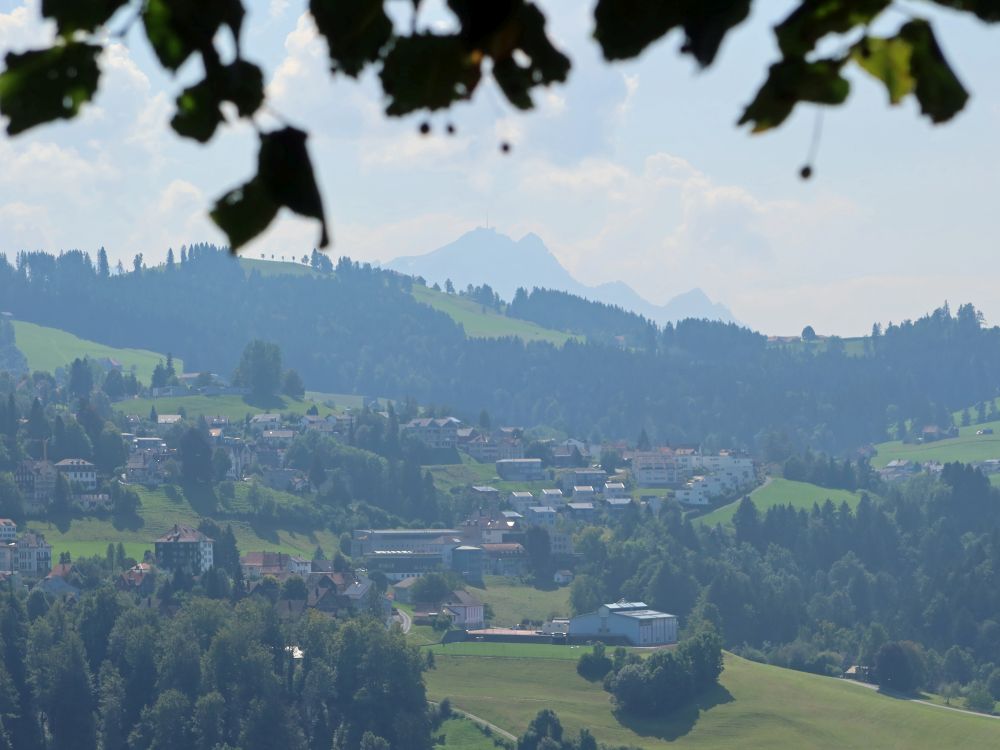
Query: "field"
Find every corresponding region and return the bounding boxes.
[436,717,503,749]
[24,483,339,562]
[766,337,867,357]
[423,455,556,495]
[696,478,868,526]
[428,641,586,660]
[424,651,1000,749]
[114,393,336,421]
[872,415,1000,468]
[466,576,572,626]
[412,285,575,346]
[12,320,177,382]
[238,257,318,277]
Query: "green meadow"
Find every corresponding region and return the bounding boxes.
[424,651,1000,749]
[12,320,177,383]
[24,483,338,563]
[114,393,335,421]
[465,576,572,627]
[412,285,575,345]
[696,478,868,526]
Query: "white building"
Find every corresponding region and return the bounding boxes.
[541,488,565,506]
[604,482,627,498]
[631,452,679,487]
[55,459,98,491]
[15,532,52,576]
[569,600,678,646]
[526,506,558,528]
[509,491,535,513]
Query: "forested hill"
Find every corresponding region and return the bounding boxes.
[1,246,998,454]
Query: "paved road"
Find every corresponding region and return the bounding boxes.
[845,679,1000,720]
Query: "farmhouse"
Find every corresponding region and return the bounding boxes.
[402,417,462,449]
[569,600,678,646]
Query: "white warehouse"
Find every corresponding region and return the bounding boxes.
[569,600,678,646]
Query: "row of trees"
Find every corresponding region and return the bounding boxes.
[6,247,1000,452]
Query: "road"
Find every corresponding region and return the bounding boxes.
[845,679,1000,720]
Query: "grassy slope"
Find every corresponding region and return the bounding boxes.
[465,576,571,627]
[26,484,338,562]
[424,652,999,749]
[114,393,335,421]
[696,478,867,527]
[412,285,575,346]
[437,717,502,749]
[873,410,1000,468]
[238,257,318,277]
[12,320,177,383]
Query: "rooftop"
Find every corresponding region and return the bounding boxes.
[156,524,212,544]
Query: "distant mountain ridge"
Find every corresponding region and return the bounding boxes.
[387,228,736,326]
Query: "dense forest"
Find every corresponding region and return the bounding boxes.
[0,587,432,750]
[2,246,999,454]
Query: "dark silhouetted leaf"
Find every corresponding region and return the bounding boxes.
[851,35,915,105]
[142,0,245,71]
[213,127,329,251]
[311,0,392,77]
[0,43,100,135]
[900,20,969,123]
[485,4,570,109]
[380,34,481,115]
[928,1,1000,23]
[776,0,891,58]
[739,58,849,132]
[170,61,263,142]
[211,178,279,252]
[594,0,750,67]
[41,0,128,34]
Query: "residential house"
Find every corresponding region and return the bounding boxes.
[481,543,528,576]
[605,497,634,513]
[260,429,296,448]
[391,576,421,604]
[569,600,678,646]
[526,506,558,528]
[541,488,565,506]
[604,482,627,499]
[471,485,500,505]
[36,564,80,598]
[117,563,157,596]
[155,524,214,574]
[156,414,184,427]
[630,451,679,487]
[14,460,57,512]
[249,413,282,431]
[572,485,596,500]
[0,518,15,543]
[560,468,607,493]
[549,531,575,556]
[565,502,597,523]
[401,417,462,449]
[15,532,52,577]
[554,569,574,585]
[241,551,312,581]
[441,590,484,629]
[496,458,544,481]
[509,491,535,513]
[55,458,98,491]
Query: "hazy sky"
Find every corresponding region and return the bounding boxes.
[0,0,997,335]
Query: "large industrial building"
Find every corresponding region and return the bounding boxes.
[569,600,678,646]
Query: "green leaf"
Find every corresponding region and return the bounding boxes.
[0,43,101,135]
[142,0,245,71]
[170,61,263,143]
[380,34,481,115]
[775,0,891,58]
[738,58,849,133]
[212,127,329,252]
[851,35,915,105]
[311,0,393,77]
[594,0,750,67]
[41,0,128,34]
[899,20,969,123]
[211,178,280,252]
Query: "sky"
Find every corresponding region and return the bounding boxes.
[0,0,997,335]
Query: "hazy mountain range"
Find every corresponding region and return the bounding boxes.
[387,228,736,326]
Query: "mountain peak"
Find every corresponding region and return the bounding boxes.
[387,230,736,325]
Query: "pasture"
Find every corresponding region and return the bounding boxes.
[696,478,868,526]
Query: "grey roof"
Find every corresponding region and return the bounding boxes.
[614,609,677,620]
